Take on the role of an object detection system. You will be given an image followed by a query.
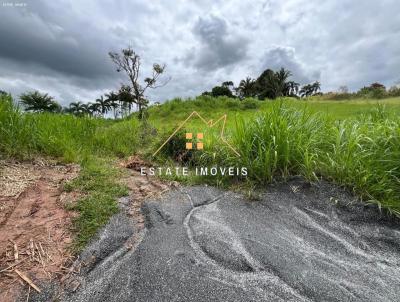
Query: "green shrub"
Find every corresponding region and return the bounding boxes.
[240,99,259,109]
[357,86,387,99]
[156,128,200,165]
[224,99,240,109]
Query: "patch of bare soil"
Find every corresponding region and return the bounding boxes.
[120,156,178,232]
[0,159,79,302]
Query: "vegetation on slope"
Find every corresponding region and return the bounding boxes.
[1,93,400,249]
[0,94,140,161]
[201,103,400,215]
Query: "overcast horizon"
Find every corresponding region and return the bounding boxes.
[0,0,399,105]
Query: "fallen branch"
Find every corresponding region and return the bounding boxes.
[0,258,26,273]
[14,269,41,293]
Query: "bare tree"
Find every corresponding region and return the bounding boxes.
[108,47,168,118]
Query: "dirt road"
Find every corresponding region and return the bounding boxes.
[31,179,400,302]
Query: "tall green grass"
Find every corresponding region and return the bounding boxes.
[0,94,36,157]
[2,94,400,216]
[201,102,400,215]
[0,95,140,161]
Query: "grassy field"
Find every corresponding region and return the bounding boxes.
[1,94,400,248]
[305,97,400,118]
[146,96,400,130]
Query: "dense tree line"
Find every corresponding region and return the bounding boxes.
[202,68,321,99]
[9,78,399,116]
[15,88,150,117]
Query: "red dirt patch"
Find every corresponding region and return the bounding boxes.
[121,156,178,231]
[0,160,79,302]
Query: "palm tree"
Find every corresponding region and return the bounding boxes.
[236,77,256,98]
[255,68,292,99]
[105,91,120,119]
[80,103,90,116]
[285,81,300,97]
[117,85,136,116]
[311,81,321,94]
[68,101,87,116]
[255,69,275,99]
[222,81,234,87]
[20,91,61,113]
[274,68,292,97]
[95,96,111,117]
[88,102,101,117]
[300,81,321,98]
[68,101,80,115]
[299,84,311,97]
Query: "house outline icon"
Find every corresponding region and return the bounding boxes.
[152,111,240,157]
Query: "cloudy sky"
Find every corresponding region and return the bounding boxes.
[0,0,399,105]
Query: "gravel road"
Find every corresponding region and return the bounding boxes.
[31,179,400,301]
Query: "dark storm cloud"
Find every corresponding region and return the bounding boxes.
[188,15,248,70]
[0,3,115,79]
[0,0,399,104]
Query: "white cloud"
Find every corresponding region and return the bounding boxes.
[0,0,399,103]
